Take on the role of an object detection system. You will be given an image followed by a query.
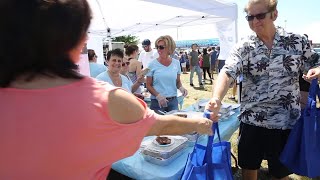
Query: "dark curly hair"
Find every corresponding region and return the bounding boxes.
[106,49,124,61]
[0,0,92,87]
[88,49,96,61]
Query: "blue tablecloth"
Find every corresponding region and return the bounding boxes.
[112,108,240,180]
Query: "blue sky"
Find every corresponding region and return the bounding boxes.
[236,0,320,42]
[135,0,320,43]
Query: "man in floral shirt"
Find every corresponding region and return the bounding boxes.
[205,0,320,179]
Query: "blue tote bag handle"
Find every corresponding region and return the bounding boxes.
[203,111,232,180]
[304,79,320,125]
[202,111,214,169]
[203,111,215,179]
[307,79,319,109]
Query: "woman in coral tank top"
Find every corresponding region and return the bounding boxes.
[0,1,217,180]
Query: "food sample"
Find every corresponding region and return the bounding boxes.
[156,136,172,145]
[173,114,187,118]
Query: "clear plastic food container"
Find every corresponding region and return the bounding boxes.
[182,132,199,146]
[141,149,186,166]
[141,136,188,165]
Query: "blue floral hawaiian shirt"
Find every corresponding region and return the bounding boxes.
[222,30,320,129]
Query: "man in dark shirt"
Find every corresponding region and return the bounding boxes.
[210,46,218,74]
[189,44,203,87]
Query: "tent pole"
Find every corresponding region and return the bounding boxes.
[176,27,179,40]
[235,19,241,104]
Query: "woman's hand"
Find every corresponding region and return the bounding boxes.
[179,86,188,97]
[156,94,169,108]
[137,75,145,83]
[304,67,320,80]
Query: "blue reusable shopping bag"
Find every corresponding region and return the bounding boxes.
[280,79,320,178]
[181,112,233,180]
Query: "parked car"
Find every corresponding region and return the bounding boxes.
[314,47,320,55]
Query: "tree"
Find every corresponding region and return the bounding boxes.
[112,35,139,46]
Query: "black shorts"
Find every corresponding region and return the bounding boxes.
[238,122,292,179]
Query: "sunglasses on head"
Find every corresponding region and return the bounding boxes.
[245,11,270,21]
[155,45,166,50]
[122,62,130,66]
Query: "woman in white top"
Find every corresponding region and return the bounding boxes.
[96,49,141,93]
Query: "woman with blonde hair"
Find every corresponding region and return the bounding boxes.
[146,35,188,113]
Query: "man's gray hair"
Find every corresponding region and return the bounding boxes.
[244,0,278,13]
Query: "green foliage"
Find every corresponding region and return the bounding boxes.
[112,35,139,46]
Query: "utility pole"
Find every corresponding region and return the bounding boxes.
[284,20,287,31]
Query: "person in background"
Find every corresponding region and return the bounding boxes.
[201,48,212,83]
[88,49,107,78]
[189,44,203,87]
[210,46,218,75]
[125,44,142,83]
[179,51,187,74]
[138,39,159,69]
[170,50,180,60]
[146,35,188,114]
[120,56,145,99]
[205,0,320,179]
[215,46,223,73]
[299,70,310,109]
[0,1,215,179]
[185,51,190,71]
[229,82,237,101]
[198,49,203,69]
[96,49,141,94]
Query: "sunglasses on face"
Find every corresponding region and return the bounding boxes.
[142,45,148,48]
[122,62,130,66]
[155,45,166,50]
[245,11,270,21]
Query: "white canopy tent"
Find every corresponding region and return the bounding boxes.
[87,0,238,61]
